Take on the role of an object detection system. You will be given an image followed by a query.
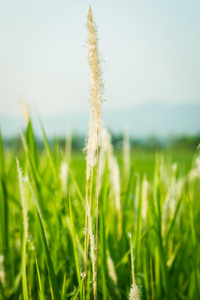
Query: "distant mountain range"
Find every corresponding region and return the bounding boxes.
[1,103,200,138]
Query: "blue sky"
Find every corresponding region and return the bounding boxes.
[0,0,199,116]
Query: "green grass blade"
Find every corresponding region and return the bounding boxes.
[25,120,38,167]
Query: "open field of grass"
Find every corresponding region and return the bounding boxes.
[1,5,200,300]
[0,121,200,300]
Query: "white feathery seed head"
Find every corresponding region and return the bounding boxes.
[129,284,140,300]
[87,5,104,134]
[85,116,97,181]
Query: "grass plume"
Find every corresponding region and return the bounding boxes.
[87,5,104,134]
[87,6,104,298]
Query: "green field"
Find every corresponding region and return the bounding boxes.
[0,6,200,300]
[0,121,200,300]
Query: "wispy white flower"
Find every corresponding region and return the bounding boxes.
[87,5,104,134]
[85,116,97,182]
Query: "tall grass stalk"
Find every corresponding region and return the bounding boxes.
[87,6,104,298]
